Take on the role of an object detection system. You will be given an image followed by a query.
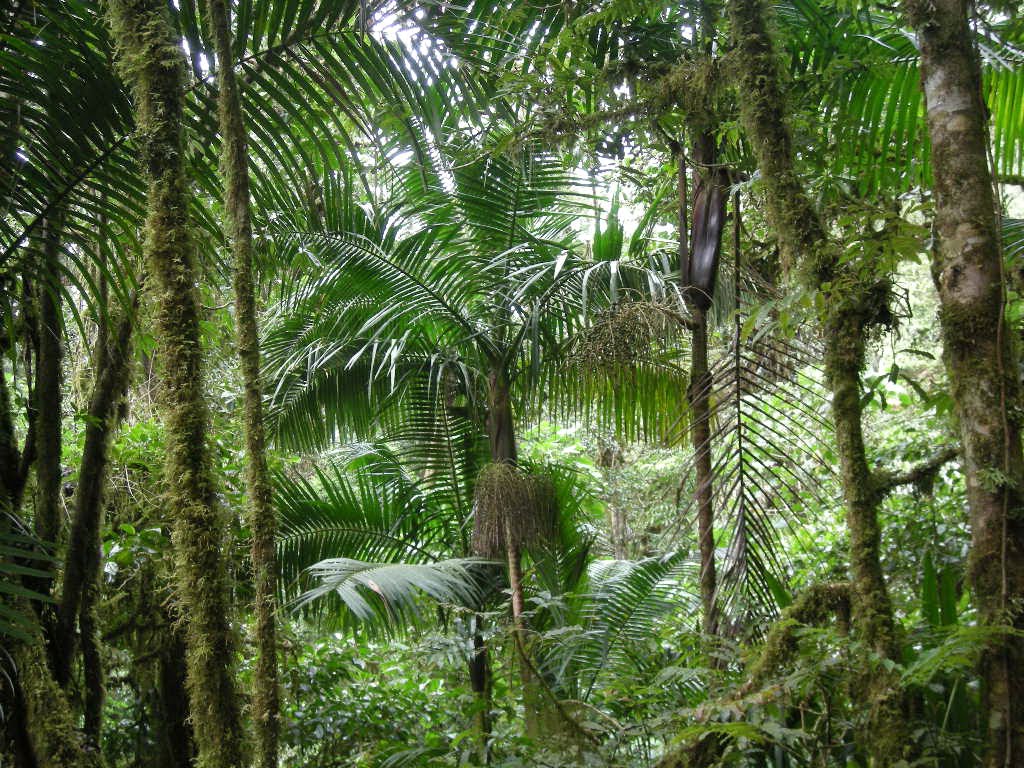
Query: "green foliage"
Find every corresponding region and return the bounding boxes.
[4,0,1024,766]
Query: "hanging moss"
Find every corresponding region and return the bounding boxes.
[104,2,246,767]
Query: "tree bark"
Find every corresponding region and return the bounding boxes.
[32,213,64,592]
[908,0,1024,762]
[104,2,246,766]
[725,0,909,759]
[204,2,281,765]
[688,310,718,636]
[54,305,135,688]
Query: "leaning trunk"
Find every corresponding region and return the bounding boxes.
[909,0,1024,762]
[205,2,281,765]
[104,2,246,766]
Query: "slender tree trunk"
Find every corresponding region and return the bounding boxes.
[688,311,718,636]
[485,368,538,735]
[909,0,1024,762]
[33,213,64,587]
[725,0,909,759]
[683,131,723,637]
[104,3,246,766]
[467,615,493,764]
[596,441,628,559]
[79,578,104,749]
[156,622,198,768]
[204,2,281,765]
[54,305,135,688]
[822,310,900,660]
[0,370,99,768]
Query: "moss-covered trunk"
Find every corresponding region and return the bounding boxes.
[822,310,900,661]
[909,0,1024,761]
[32,213,64,591]
[725,0,909,758]
[104,2,246,766]
[54,305,134,690]
[204,2,280,765]
[0,370,99,768]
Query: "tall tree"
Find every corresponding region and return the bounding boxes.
[908,0,1024,763]
[205,2,281,765]
[104,1,247,766]
[724,0,919,759]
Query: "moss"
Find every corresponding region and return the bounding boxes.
[105,2,246,766]
[6,606,102,768]
[204,1,281,765]
[746,582,851,688]
[32,211,65,563]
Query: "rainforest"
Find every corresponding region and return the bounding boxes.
[1,1,1023,766]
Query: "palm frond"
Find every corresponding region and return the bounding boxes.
[294,557,487,632]
[666,324,839,635]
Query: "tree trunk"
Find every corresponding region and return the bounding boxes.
[725,0,909,759]
[79,578,104,750]
[0,374,98,768]
[683,131,723,637]
[688,311,718,636]
[467,615,493,764]
[32,213,64,590]
[596,441,628,559]
[815,298,904,663]
[205,2,281,765]
[909,0,1024,762]
[156,623,198,768]
[104,2,246,766]
[54,305,135,689]
[484,368,541,735]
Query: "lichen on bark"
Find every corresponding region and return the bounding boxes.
[908,0,1024,763]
